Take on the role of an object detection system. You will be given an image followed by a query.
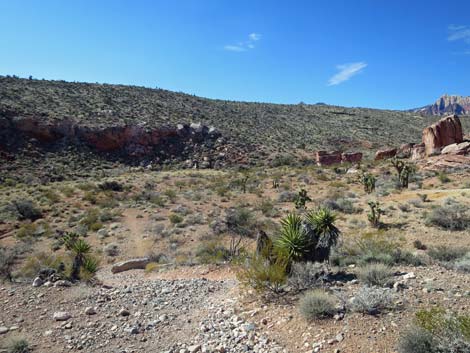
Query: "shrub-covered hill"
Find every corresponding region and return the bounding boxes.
[0,75,439,156]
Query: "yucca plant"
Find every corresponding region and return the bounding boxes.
[305,207,340,262]
[361,172,376,194]
[70,239,91,280]
[275,213,310,262]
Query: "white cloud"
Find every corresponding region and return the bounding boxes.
[224,45,246,52]
[224,33,261,52]
[328,62,367,86]
[248,33,261,41]
[448,24,470,43]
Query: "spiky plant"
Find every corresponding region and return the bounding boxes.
[305,207,340,262]
[69,238,92,280]
[275,213,310,262]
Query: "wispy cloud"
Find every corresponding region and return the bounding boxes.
[328,62,367,86]
[448,24,470,43]
[224,33,261,52]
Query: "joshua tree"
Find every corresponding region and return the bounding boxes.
[391,158,415,189]
[361,172,376,194]
[367,201,384,228]
[294,189,312,209]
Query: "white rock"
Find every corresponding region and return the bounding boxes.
[32,277,43,287]
[53,311,71,321]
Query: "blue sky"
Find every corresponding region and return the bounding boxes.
[1,0,470,109]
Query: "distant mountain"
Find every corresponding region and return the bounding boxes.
[412,95,470,115]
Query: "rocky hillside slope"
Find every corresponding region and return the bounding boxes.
[0,76,432,159]
[413,94,470,116]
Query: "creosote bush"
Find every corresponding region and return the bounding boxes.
[357,263,393,287]
[349,286,394,315]
[425,200,470,231]
[298,289,337,320]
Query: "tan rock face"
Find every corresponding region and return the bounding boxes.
[441,142,470,155]
[374,148,397,160]
[422,115,463,156]
[411,143,426,161]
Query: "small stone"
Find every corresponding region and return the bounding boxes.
[403,272,416,280]
[0,326,9,334]
[53,311,71,321]
[32,277,43,287]
[188,345,201,353]
[54,280,72,287]
[84,307,96,315]
[119,308,130,317]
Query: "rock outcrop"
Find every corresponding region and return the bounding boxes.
[422,115,463,156]
[315,151,362,166]
[374,148,397,160]
[0,114,247,169]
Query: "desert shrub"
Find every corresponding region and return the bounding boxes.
[83,191,97,204]
[428,246,468,263]
[298,289,337,320]
[11,199,42,221]
[399,308,470,353]
[237,252,288,294]
[0,247,16,281]
[256,199,278,217]
[163,189,177,202]
[398,327,435,353]
[104,243,119,257]
[323,197,360,214]
[360,172,376,194]
[195,240,230,264]
[169,213,183,225]
[398,203,410,212]
[80,208,103,231]
[271,154,295,167]
[20,252,64,278]
[5,336,30,353]
[63,234,96,281]
[98,180,123,192]
[357,263,393,287]
[226,207,256,237]
[288,262,328,291]
[349,286,394,315]
[413,240,427,250]
[454,253,470,273]
[425,202,470,230]
[437,171,451,184]
[277,191,297,203]
[42,189,60,203]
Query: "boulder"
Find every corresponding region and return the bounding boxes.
[111,258,150,274]
[341,152,363,164]
[411,144,426,161]
[397,143,415,158]
[53,311,71,321]
[374,148,397,160]
[441,141,470,155]
[422,115,463,156]
[315,151,342,166]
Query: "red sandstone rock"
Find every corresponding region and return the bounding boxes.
[341,152,363,164]
[374,148,397,160]
[315,151,342,166]
[422,115,463,156]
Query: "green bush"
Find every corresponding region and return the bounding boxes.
[298,289,337,320]
[237,253,288,294]
[399,308,470,353]
[357,263,393,287]
[0,247,16,281]
[11,199,42,221]
[426,202,470,231]
[169,213,183,224]
[428,246,468,263]
[196,240,230,264]
[5,336,30,353]
[226,207,256,237]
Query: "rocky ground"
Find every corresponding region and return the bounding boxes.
[0,267,286,353]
